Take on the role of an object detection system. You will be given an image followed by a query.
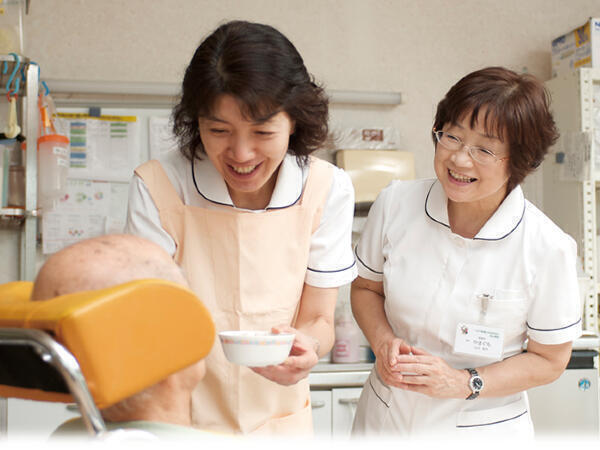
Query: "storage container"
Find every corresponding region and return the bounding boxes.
[37,134,70,213]
[551,18,600,78]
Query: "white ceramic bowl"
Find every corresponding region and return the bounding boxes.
[219,331,295,367]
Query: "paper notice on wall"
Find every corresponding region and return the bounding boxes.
[41,179,128,254]
[56,113,140,182]
[556,131,591,182]
[330,126,402,150]
[149,116,178,159]
[42,211,106,254]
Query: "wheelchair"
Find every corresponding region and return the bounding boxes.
[0,279,214,440]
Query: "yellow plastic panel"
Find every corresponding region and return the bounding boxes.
[336,150,415,204]
[0,279,215,409]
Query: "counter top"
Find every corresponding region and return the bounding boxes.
[573,335,600,350]
[308,335,599,388]
[312,362,373,373]
[309,362,373,388]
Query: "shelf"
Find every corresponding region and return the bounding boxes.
[0,208,38,227]
[46,79,402,108]
[0,207,39,217]
[545,68,600,335]
[0,208,25,227]
[0,54,30,63]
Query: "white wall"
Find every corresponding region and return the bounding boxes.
[25,0,600,176]
[2,0,600,281]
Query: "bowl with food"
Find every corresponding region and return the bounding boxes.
[218,330,295,367]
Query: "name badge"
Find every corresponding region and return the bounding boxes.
[454,322,504,359]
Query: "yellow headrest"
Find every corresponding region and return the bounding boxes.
[0,281,33,304]
[0,279,215,409]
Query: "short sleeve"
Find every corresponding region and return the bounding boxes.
[527,234,582,344]
[124,174,177,256]
[305,166,358,288]
[354,185,389,282]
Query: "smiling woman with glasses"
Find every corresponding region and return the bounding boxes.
[432,129,509,165]
[351,67,581,438]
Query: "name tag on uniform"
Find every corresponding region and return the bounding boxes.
[453,322,504,359]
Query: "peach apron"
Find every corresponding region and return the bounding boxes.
[135,157,333,435]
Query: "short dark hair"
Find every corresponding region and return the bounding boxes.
[172,20,329,165]
[433,66,559,191]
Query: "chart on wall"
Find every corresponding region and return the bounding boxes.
[41,179,130,254]
[56,113,141,182]
[41,108,172,254]
[39,113,141,254]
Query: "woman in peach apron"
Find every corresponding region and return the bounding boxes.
[125,20,357,435]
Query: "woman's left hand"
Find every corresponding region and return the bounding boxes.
[250,325,319,386]
[393,346,470,399]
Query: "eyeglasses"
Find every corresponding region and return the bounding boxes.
[432,129,509,165]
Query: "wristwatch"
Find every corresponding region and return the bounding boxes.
[466,368,483,400]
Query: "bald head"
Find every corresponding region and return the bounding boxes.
[32,234,187,301]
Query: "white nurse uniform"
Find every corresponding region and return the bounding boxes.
[352,178,581,436]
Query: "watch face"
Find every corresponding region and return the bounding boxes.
[471,376,483,391]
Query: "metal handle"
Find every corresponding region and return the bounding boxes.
[338,398,359,405]
[311,401,326,409]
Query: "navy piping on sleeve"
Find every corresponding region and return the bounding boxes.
[527,317,582,332]
[424,181,526,241]
[456,410,528,428]
[307,260,356,273]
[191,158,303,210]
[354,245,383,275]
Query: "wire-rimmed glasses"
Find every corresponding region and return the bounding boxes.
[432,129,508,165]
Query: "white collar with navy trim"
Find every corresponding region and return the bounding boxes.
[191,153,305,210]
[424,180,526,241]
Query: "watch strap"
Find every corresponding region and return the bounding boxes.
[466,368,481,400]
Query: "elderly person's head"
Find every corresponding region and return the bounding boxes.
[31,234,204,426]
[32,234,187,300]
[431,66,559,203]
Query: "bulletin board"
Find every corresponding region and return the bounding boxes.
[41,106,176,254]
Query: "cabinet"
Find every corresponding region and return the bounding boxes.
[528,366,599,436]
[6,399,78,440]
[310,388,363,438]
[0,54,39,281]
[309,363,370,437]
[543,68,600,335]
[310,390,332,435]
[331,388,362,437]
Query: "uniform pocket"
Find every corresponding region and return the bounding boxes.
[251,396,313,436]
[456,396,529,429]
[494,289,527,302]
[470,290,528,337]
[369,368,392,407]
[352,368,392,435]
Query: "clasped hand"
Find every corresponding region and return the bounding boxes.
[251,325,319,386]
[375,338,468,399]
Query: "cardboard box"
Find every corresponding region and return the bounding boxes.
[551,18,600,77]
